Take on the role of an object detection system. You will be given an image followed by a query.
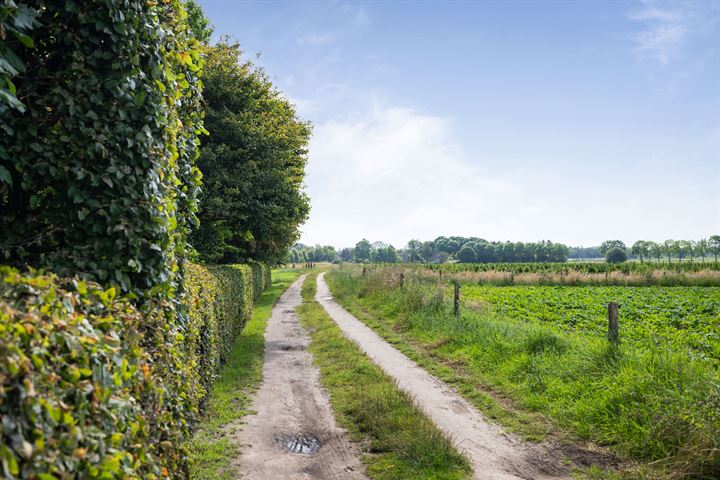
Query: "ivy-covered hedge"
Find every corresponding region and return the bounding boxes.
[0,263,270,478]
[0,0,204,297]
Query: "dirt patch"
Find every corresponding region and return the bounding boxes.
[231,276,367,479]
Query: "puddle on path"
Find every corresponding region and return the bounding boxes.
[274,433,322,455]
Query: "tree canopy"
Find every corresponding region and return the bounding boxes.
[191,40,311,265]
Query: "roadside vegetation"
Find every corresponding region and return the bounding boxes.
[297,272,472,480]
[189,269,301,479]
[0,1,309,477]
[326,266,720,479]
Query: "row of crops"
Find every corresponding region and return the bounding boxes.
[462,285,720,362]
[420,260,720,274]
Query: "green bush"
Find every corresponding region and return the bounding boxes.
[0,0,203,297]
[0,263,270,478]
[605,247,628,264]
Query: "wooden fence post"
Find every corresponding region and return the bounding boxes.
[362,267,366,277]
[399,273,404,289]
[453,281,460,318]
[607,302,619,344]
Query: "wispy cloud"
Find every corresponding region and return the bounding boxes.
[297,33,336,46]
[628,0,719,65]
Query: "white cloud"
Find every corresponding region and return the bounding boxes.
[300,105,530,248]
[298,102,718,249]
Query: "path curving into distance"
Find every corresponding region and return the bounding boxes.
[316,272,568,480]
[233,275,367,479]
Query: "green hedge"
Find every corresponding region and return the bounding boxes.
[0,263,270,478]
[0,0,203,298]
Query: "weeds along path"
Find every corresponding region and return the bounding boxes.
[233,275,367,479]
[316,273,567,480]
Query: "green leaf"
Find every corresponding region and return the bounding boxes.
[0,166,12,186]
[0,88,25,112]
[12,31,35,48]
[133,90,147,106]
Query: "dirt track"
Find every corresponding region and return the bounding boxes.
[232,275,367,479]
[315,272,569,480]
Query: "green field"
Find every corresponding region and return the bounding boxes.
[463,285,720,361]
[327,266,720,479]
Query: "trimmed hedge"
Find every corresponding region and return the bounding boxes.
[0,263,270,478]
[0,0,204,298]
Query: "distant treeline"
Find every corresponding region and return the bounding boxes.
[289,235,720,264]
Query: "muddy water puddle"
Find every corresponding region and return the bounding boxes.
[274,432,322,455]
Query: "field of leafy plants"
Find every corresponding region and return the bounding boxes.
[462,285,720,361]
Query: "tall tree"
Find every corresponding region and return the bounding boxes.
[676,240,690,262]
[405,239,424,262]
[631,240,647,262]
[709,235,720,263]
[353,239,373,262]
[647,241,663,263]
[663,239,676,263]
[600,240,627,255]
[696,238,709,261]
[191,40,311,264]
[184,0,214,43]
[457,244,477,263]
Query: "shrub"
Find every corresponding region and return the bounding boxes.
[0,0,203,297]
[605,247,628,264]
[0,263,270,478]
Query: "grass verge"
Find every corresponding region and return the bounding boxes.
[297,271,472,480]
[188,269,302,480]
[325,267,720,479]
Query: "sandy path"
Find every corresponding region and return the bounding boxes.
[233,275,367,479]
[316,273,568,480]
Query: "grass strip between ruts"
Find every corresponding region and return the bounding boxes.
[297,271,471,480]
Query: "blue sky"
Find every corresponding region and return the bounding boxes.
[198,0,720,248]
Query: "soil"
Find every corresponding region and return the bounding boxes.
[232,275,367,479]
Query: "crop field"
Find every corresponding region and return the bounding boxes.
[463,285,720,361]
[327,265,720,478]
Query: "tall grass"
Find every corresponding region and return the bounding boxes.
[328,267,720,479]
[411,265,720,287]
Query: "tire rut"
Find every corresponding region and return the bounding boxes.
[231,275,367,479]
[316,272,570,480]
